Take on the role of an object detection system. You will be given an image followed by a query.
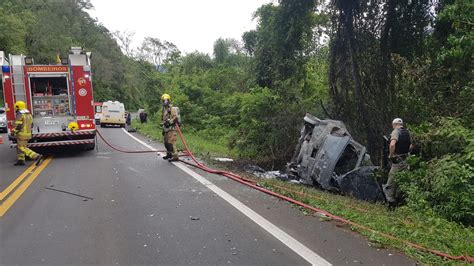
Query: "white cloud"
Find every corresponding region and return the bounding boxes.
[88,0,275,55]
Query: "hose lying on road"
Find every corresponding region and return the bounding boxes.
[96,129,166,153]
[175,124,474,263]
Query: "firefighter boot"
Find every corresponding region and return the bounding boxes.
[14,160,25,166]
[15,149,26,166]
[168,144,179,162]
[35,155,44,166]
[168,154,179,162]
[162,143,172,160]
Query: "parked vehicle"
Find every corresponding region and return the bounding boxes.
[100,101,125,127]
[1,47,96,150]
[0,107,7,133]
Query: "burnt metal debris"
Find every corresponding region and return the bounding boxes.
[286,113,385,202]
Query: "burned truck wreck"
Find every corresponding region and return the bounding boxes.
[286,113,385,202]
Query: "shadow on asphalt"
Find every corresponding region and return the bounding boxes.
[32,146,95,159]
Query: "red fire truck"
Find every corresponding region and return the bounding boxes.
[1,47,96,150]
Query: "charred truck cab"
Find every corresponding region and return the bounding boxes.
[287,113,385,202]
[1,47,96,150]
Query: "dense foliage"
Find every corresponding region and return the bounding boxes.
[135,0,329,167]
[0,0,146,108]
[397,118,473,224]
[326,0,472,224]
[0,0,472,224]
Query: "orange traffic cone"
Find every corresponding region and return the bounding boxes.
[0,136,3,144]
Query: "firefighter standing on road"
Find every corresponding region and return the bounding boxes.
[12,101,43,166]
[383,118,413,210]
[161,94,180,162]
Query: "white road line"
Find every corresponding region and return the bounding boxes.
[121,128,331,266]
[120,128,157,150]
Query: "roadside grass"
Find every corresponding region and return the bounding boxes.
[131,120,238,159]
[258,179,473,265]
[132,120,473,265]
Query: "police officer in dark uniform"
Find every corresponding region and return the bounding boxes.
[383,118,413,209]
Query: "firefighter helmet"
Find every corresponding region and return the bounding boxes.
[68,122,79,131]
[14,101,26,111]
[161,94,171,101]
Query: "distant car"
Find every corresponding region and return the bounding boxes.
[0,107,7,133]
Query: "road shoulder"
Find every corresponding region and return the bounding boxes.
[125,129,415,265]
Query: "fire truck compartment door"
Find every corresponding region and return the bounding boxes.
[33,116,73,134]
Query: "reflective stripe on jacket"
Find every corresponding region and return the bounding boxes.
[15,110,33,139]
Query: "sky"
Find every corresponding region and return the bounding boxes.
[88,0,275,55]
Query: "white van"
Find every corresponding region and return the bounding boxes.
[100,101,125,127]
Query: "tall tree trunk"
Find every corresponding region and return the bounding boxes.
[380,0,397,121]
[343,5,379,157]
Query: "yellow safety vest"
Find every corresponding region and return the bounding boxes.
[15,110,33,139]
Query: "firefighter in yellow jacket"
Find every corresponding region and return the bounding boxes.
[161,94,180,162]
[12,101,43,166]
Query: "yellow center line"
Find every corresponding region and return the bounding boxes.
[0,157,53,217]
[0,163,37,200]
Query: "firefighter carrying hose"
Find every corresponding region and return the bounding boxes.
[12,101,43,166]
[161,94,180,162]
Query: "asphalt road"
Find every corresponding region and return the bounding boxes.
[0,128,414,265]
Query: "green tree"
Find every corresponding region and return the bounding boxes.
[0,2,35,54]
[213,38,232,65]
[242,30,257,56]
[179,52,214,74]
[236,0,326,164]
[431,0,473,125]
[328,0,433,161]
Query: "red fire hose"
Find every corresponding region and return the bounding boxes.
[95,125,473,263]
[174,125,474,263]
[96,129,166,153]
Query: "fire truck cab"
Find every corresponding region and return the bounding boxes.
[1,47,96,150]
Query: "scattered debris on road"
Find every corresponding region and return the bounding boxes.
[244,165,288,180]
[44,187,94,200]
[213,157,234,162]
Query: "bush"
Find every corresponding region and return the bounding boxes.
[396,117,474,225]
[235,87,304,166]
[410,117,474,160]
[397,155,474,225]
